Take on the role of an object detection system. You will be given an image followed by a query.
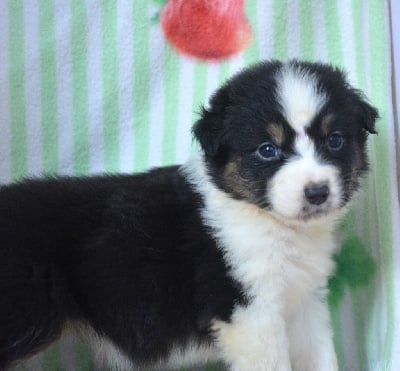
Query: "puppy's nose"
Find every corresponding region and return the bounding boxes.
[304,183,330,205]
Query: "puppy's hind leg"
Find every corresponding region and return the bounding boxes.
[0,262,68,369]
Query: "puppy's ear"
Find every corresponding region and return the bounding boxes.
[193,88,232,157]
[358,98,379,134]
[193,108,227,157]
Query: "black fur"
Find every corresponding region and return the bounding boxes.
[193,60,377,207]
[0,60,377,370]
[0,167,246,369]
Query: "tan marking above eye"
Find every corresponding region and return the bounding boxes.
[321,113,335,136]
[266,123,285,146]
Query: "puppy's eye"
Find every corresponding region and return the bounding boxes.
[257,142,280,160]
[327,132,344,151]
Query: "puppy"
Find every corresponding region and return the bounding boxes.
[0,60,377,371]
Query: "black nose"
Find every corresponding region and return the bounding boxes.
[304,184,330,205]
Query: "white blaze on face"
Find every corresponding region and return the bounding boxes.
[295,127,313,155]
[276,64,326,132]
[267,65,341,220]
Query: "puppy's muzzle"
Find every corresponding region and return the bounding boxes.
[304,183,330,205]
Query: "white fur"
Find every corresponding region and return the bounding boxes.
[268,134,342,221]
[89,329,218,370]
[94,63,339,371]
[93,336,135,371]
[86,147,342,371]
[183,154,340,371]
[162,342,218,370]
[277,64,327,132]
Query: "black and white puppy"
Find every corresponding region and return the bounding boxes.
[0,60,377,371]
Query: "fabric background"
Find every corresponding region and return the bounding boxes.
[0,1,399,370]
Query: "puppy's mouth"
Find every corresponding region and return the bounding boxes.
[266,203,340,223]
[298,204,335,221]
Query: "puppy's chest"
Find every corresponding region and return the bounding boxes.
[213,210,336,312]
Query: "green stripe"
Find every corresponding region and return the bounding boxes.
[133,2,150,171]
[352,293,366,370]
[39,1,58,176]
[191,63,209,152]
[367,167,383,359]
[43,345,62,371]
[362,173,379,361]
[218,62,230,85]
[352,0,366,91]
[323,0,343,66]
[244,0,259,64]
[350,2,375,364]
[272,0,287,59]
[162,50,180,166]
[102,0,119,173]
[341,204,356,237]
[75,340,94,371]
[367,277,380,363]
[368,0,395,364]
[205,362,225,371]
[322,0,344,361]
[8,0,27,181]
[351,0,372,267]
[331,305,345,370]
[299,0,314,61]
[71,0,89,175]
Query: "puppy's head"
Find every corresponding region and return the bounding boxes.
[193,60,378,222]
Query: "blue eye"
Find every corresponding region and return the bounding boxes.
[328,132,344,151]
[257,142,280,160]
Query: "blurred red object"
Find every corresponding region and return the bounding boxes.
[161,0,252,61]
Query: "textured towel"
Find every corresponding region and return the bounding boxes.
[0,1,399,370]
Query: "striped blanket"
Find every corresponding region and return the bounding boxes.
[1,1,399,370]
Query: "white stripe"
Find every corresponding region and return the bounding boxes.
[391,0,400,134]
[339,292,360,370]
[175,57,194,164]
[0,1,12,183]
[286,0,301,59]
[228,54,244,77]
[378,257,389,364]
[59,332,77,370]
[361,1,383,364]
[360,2,382,365]
[367,162,381,363]
[85,0,104,175]
[361,1,372,96]
[257,0,274,60]
[147,24,165,168]
[312,0,328,62]
[337,0,357,85]
[204,63,220,110]
[360,1,377,255]
[117,0,135,173]
[367,278,381,367]
[338,0,362,239]
[24,0,43,177]
[384,2,400,368]
[54,0,74,176]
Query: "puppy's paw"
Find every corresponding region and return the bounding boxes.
[229,357,292,371]
[214,319,292,371]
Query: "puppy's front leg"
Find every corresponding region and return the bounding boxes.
[288,292,338,371]
[213,302,292,371]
